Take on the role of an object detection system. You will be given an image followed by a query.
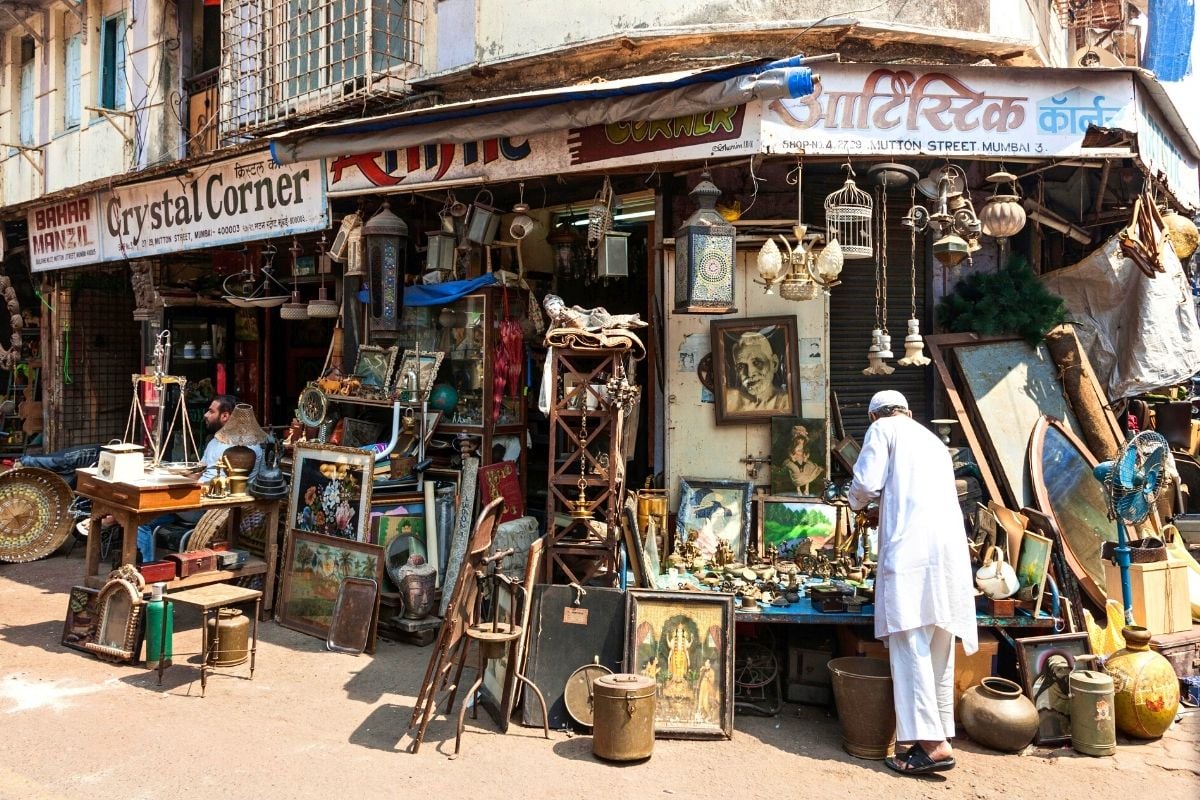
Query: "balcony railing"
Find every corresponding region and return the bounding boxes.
[220,0,423,139]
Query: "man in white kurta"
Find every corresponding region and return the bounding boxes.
[848,390,977,775]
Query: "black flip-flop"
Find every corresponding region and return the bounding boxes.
[884,744,956,776]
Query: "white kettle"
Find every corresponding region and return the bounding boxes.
[975,545,1020,599]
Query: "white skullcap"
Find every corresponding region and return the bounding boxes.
[868,390,909,413]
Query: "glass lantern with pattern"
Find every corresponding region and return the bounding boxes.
[363,201,408,335]
[674,172,737,314]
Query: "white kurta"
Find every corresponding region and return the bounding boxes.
[848,414,978,655]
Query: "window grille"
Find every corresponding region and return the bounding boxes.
[220,0,423,138]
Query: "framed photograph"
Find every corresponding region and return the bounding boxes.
[676,477,753,564]
[1014,632,1091,746]
[769,417,827,496]
[352,344,398,392]
[1016,529,1054,618]
[277,529,384,645]
[710,315,801,425]
[624,589,735,739]
[756,497,840,561]
[61,585,101,654]
[394,350,446,402]
[288,443,375,542]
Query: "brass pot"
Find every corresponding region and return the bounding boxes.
[958,677,1038,753]
[206,608,250,667]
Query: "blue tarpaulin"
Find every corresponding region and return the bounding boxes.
[1145,0,1194,81]
[401,274,496,306]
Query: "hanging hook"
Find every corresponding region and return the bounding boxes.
[842,160,856,179]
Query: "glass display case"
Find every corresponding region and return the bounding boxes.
[419,286,529,488]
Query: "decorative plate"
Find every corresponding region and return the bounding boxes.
[0,468,76,563]
[296,385,329,428]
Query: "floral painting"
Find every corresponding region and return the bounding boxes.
[625,590,734,739]
[288,444,375,543]
[277,530,384,642]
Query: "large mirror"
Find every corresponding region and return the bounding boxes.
[82,579,143,663]
[1029,416,1119,607]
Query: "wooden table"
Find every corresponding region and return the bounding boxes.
[159,583,262,697]
[75,467,281,616]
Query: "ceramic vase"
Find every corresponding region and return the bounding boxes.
[958,677,1039,752]
[1105,626,1180,739]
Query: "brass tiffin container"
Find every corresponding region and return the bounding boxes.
[591,673,656,762]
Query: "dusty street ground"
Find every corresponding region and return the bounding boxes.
[1,553,1196,800]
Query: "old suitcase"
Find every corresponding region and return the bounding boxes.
[214,549,249,570]
[139,560,177,583]
[1150,625,1200,678]
[520,584,625,730]
[165,548,217,578]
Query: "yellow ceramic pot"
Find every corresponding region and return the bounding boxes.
[1105,626,1180,739]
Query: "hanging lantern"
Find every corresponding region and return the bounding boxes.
[979,170,1027,241]
[932,233,970,267]
[426,229,457,273]
[862,329,894,376]
[673,171,737,314]
[464,189,500,244]
[824,165,873,259]
[547,217,581,272]
[345,222,365,277]
[755,238,785,294]
[897,189,931,368]
[813,238,844,282]
[509,182,537,241]
[363,201,408,334]
[897,318,931,366]
[307,235,340,318]
[280,238,308,320]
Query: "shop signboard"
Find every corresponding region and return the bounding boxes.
[27,196,102,272]
[760,64,1136,160]
[324,104,761,195]
[99,153,327,261]
[28,152,327,271]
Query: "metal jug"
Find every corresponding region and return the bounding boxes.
[1069,668,1116,756]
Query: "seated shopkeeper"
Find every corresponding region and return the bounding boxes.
[136,395,263,564]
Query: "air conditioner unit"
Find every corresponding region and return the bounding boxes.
[328,213,362,263]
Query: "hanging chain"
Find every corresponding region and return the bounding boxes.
[879,186,889,336]
[908,186,918,319]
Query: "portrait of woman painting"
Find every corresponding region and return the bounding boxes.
[769,417,827,496]
[625,590,734,739]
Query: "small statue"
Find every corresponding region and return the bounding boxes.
[542,294,649,332]
[765,543,778,565]
[713,540,733,568]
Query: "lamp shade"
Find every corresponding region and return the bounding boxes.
[363,202,408,334]
[674,172,736,314]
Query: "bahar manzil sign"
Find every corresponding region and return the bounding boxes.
[28,153,327,271]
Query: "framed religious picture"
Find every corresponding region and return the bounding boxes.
[277,529,384,647]
[710,315,800,425]
[288,443,375,542]
[1014,632,1091,746]
[675,477,753,564]
[624,589,735,739]
[352,345,398,392]
[756,497,840,561]
[393,350,446,402]
[769,417,828,496]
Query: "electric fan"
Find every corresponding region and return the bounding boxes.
[1092,430,1169,623]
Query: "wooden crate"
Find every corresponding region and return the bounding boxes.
[1103,559,1191,636]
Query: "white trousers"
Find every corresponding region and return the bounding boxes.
[887,624,956,742]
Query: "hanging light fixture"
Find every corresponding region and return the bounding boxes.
[755,238,785,294]
[280,238,309,321]
[426,198,458,275]
[307,234,339,318]
[979,168,1026,265]
[508,182,537,241]
[547,213,582,274]
[673,171,737,314]
[897,189,931,367]
[363,201,408,334]
[824,163,873,260]
[464,189,500,245]
[766,161,843,301]
[902,163,980,270]
[344,219,365,277]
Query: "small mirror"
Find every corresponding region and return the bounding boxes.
[82,579,143,663]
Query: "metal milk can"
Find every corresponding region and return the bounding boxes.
[591,673,656,761]
[1069,669,1116,757]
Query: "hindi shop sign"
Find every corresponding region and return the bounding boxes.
[760,65,1136,158]
[100,155,327,261]
[27,197,102,272]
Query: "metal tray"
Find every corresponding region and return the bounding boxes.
[326,577,379,655]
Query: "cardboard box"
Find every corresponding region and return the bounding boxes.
[1103,559,1191,636]
[836,626,999,705]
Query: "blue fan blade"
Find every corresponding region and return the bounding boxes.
[1115,493,1150,521]
[1116,445,1140,489]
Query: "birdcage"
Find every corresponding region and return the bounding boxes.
[1053,0,1124,29]
[824,167,873,260]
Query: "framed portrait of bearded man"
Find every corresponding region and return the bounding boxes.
[710,315,801,425]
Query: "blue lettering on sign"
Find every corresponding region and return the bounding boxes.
[1036,88,1120,135]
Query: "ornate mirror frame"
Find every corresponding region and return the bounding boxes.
[82,578,144,663]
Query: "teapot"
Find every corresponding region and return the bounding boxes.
[975,545,1020,599]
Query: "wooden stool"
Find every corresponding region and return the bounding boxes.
[158,583,262,697]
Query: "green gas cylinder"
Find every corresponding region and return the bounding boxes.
[145,582,173,669]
